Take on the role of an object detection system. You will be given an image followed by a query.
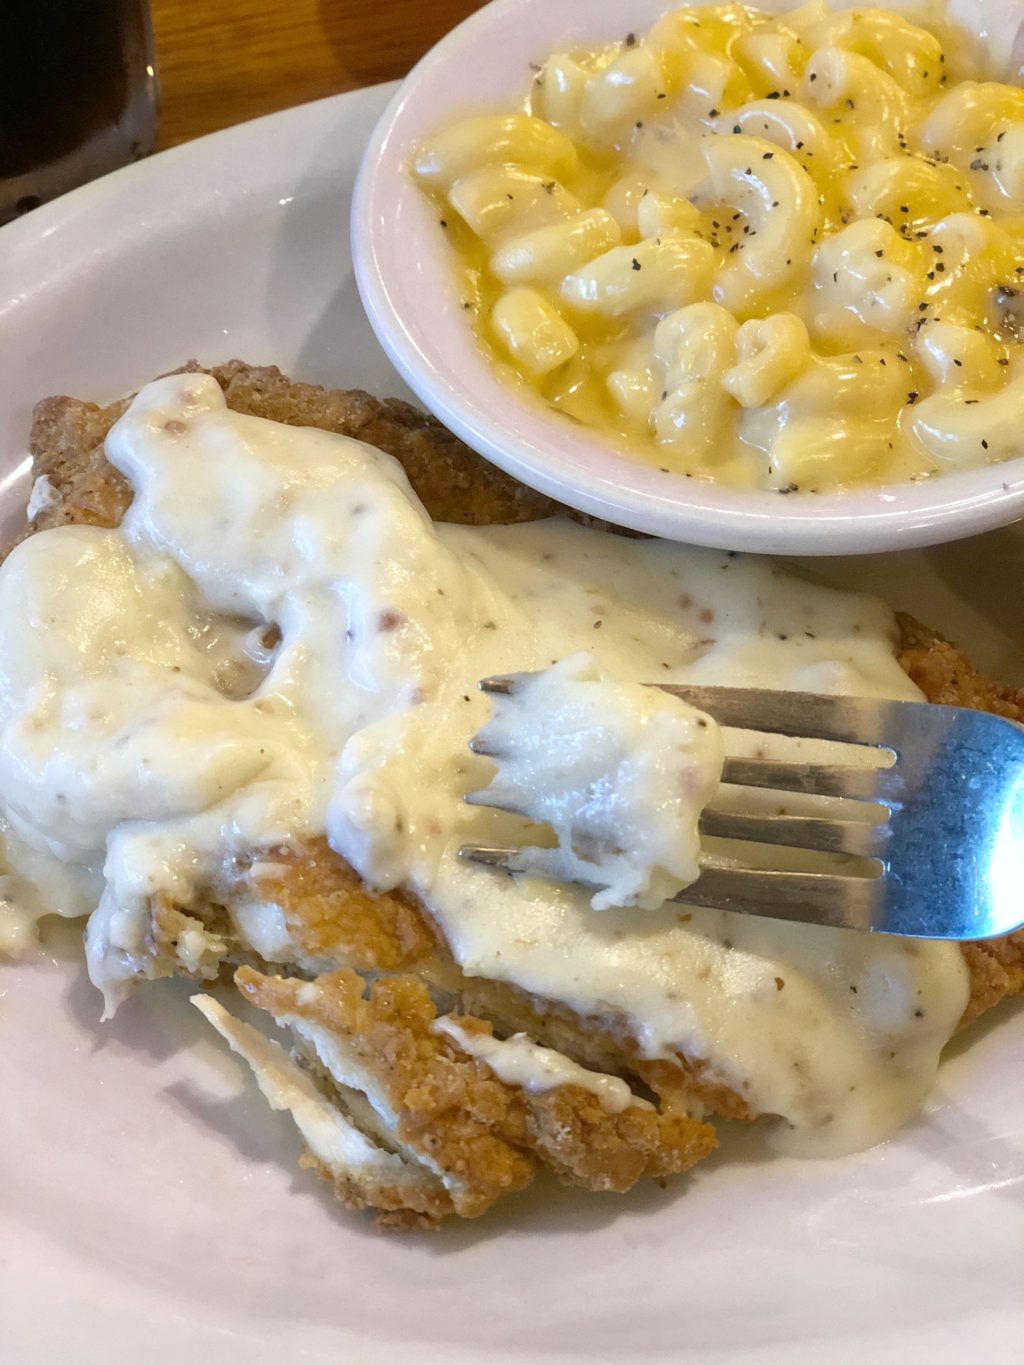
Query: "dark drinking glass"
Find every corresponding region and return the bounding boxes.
[0,0,158,225]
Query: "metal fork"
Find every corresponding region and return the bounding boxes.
[460,679,1024,941]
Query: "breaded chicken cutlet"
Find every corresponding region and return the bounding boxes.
[18,360,1024,1229]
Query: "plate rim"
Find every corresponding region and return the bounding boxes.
[1,76,1022,1365]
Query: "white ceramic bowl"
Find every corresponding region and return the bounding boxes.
[352,0,1024,555]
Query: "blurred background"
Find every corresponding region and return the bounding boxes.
[150,0,489,148]
[1,0,488,223]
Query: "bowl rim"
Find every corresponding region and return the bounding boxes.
[351,0,1024,556]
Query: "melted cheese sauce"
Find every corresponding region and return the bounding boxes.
[0,373,968,1154]
[413,3,1024,491]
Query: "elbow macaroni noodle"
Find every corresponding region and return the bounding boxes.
[413,4,1024,492]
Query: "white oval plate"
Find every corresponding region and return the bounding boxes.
[352,0,1024,554]
[1,85,1023,1365]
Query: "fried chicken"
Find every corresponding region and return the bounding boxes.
[17,360,1023,1228]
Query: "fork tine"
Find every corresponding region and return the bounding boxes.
[481,676,904,748]
[479,675,516,696]
[457,845,883,932]
[698,808,889,858]
[721,756,902,803]
[469,788,891,854]
[463,787,530,815]
[459,845,530,870]
[675,864,882,932]
[653,685,902,747]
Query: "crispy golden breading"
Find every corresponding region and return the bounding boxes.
[238,964,538,1219]
[959,935,1024,1029]
[239,841,438,971]
[298,1152,454,1232]
[26,359,560,539]
[897,613,1024,722]
[192,993,457,1231]
[150,891,228,984]
[236,965,715,1222]
[20,360,1024,1228]
[27,392,134,534]
[422,960,758,1122]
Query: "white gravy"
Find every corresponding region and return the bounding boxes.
[474,651,724,910]
[0,373,969,1154]
[433,1016,640,1114]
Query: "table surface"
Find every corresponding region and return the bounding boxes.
[150,0,488,149]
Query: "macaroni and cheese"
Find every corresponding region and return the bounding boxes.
[413,3,1024,491]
